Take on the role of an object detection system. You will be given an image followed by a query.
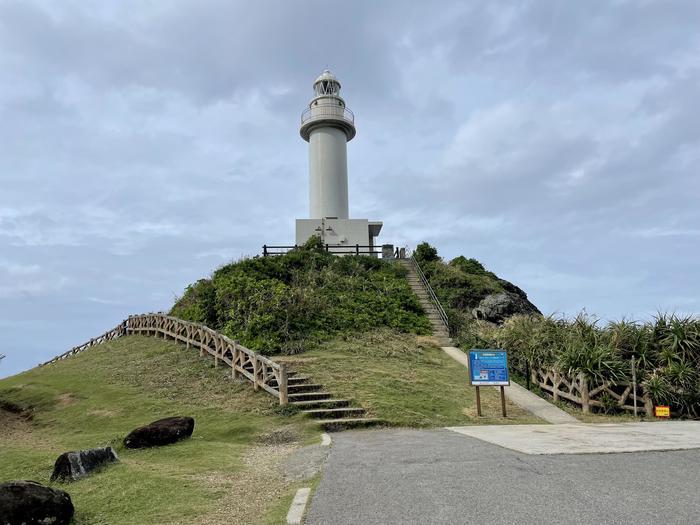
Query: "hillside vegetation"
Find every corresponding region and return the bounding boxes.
[486,313,700,418]
[171,239,430,354]
[409,243,699,418]
[411,242,541,344]
[0,336,315,525]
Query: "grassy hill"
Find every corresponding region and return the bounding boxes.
[0,330,541,524]
[0,336,315,525]
[0,243,552,523]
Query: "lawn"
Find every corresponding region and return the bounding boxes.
[0,335,316,525]
[276,330,543,427]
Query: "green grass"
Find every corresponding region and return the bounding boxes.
[0,336,316,525]
[276,330,543,427]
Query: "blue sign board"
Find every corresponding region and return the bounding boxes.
[468,350,509,386]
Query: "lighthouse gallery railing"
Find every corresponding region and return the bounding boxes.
[301,103,354,126]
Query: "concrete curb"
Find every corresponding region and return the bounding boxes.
[287,487,311,525]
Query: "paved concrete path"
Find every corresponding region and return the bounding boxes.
[306,428,700,525]
[448,421,700,454]
[442,346,578,424]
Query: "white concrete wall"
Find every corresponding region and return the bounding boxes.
[296,218,370,251]
[309,127,349,219]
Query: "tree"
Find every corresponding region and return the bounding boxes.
[413,242,439,263]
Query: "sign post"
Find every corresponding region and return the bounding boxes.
[468,350,510,418]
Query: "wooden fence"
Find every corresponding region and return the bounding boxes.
[532,367,653,416]
[39,314,288,405]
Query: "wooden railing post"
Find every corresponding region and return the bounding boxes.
[643,391,654,417]
[263,244,268,257]
[232,342,240,379]
[552,370,560,402]
[253,357,260,391]
[579,372,590,414]
[278,365,288,405]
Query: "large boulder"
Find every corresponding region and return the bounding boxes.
[0,480,74,525]
[124,416,195,449]
[472,289,541,324]
[51,446,119,482]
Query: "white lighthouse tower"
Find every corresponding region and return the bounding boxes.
[295,70,382,251]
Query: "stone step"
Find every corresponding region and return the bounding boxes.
[287,383,324,393]
[288,391,332,401]
[315,418,383,432]
[269,375,311,387]
[241,365,298,376]
[302,407,366,419]
[289,398,351,409]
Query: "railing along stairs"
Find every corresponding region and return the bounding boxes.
[39,313,290,405]
[409,256,450,334]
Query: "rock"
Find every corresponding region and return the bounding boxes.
[0,480,74,525]
[472,291,541,324]
[124,416,195,449]
[50,446,119,482]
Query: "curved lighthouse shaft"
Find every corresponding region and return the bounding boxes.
[309,127,349,219]
[300,70,356,220]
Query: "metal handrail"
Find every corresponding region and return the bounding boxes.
[410,256,450,334]
[263,244,385,257]
[301,103,354,126]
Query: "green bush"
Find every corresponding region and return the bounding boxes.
[171,246,431,354]
[488,312,700,418]
[413,242,439,264]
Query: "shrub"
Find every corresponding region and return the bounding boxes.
[485,312,700,418]
[413,242,439,264]
[171,249,431,354]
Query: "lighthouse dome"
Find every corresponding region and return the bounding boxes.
[313,69,341,96]
[314,69,339,85]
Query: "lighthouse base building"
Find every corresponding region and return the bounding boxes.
[296,218,383,252]
[294,70,383,253]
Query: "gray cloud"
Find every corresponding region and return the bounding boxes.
[1,0,698,377]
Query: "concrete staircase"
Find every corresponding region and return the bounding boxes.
[397,259,453,346]
[266,369,381,431]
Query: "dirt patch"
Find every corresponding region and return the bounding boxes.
[87,409,117,417]
[0,408,34,440]
[56,393,77,407]
[0,400,32,418]
[257,426,300,445]
[184,430,305,525]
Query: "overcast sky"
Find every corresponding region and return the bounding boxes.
[1,0,699,377]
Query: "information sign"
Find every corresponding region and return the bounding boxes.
[468,350,510,386]
[654,405,670,418]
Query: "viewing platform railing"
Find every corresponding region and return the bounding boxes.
[263,244,394,257]
[301,103,354,127]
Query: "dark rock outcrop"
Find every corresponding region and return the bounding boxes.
[0,480,74,525]
[472,288,541,324]
[124,416,195,449]
[50,446,119,482]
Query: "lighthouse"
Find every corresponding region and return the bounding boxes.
[295,70,382,251]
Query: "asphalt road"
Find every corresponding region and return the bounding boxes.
[306,428,700,525]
